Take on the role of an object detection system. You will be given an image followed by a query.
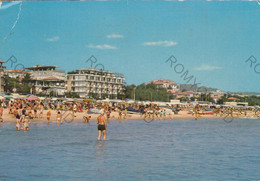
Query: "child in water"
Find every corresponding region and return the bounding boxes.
[168,112,172,120]
[83,114,91,123]
[23,116,29,131]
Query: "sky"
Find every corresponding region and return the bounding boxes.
[0,1,259,92]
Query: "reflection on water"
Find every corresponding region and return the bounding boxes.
[0,119,259,180]
[95,141,107,161]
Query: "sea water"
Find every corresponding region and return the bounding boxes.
[0,119,259,181]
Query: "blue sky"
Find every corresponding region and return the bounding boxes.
[0,1,259,92]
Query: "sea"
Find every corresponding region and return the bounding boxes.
[0,118,259,181]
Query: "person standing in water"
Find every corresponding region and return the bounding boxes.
[46,109,51,124]
[56,111,62,125]
[0,105,3,122]
[23,116,29,131]
[97,113,107,141]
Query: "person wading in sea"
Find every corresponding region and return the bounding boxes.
[97,113,107,141]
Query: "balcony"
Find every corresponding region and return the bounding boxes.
[72,84,86,87]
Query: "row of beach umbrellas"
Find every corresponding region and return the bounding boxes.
[0,94,39,101]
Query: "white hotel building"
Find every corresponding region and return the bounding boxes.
[66,68,125,98]
[25,65,66,96]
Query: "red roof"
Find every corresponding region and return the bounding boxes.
[6,69,28,74]
[147,79,177,85]
[175,92,189,95]
[185,91,195,94]
[41,76,60,80]
[0,60,5,63]
[228,97,239,100]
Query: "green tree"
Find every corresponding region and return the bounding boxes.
[65,92,80,98]
[4,75,33,94]
[124,83,172,102]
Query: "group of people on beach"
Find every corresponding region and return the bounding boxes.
[0,99,129,140]
[0,98,259,140]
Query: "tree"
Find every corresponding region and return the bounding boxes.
[88,93,99,100]
[124,83,171,102]
[4,75,33,94]
[65,92,80,98]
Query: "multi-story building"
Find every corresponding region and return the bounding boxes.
[67,68,125,98]
[5,69,29,79]
[25,65,66,96]
[147,79,179,92]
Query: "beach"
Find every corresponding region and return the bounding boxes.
[1,108,258,123]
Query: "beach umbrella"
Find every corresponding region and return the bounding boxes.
[27,97,39,101]
[4,96,13,99]
[26,94,34,97]
[18,95,27,99]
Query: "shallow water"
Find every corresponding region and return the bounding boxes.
[0,119,260,181]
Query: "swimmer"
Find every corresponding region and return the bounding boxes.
[0,105,3,121]
[118,109,122,120]
[168,113,172,120]
[16,119,21,131]
[83,114,91,123]
[97,113,107,141]
[194,105,200,120]
[46,109,51,124]
[39,103,44,118]
[106,110,110,123]
[56,111,62,125]
[23,116,29,131]
[163,110,166,120]
[33,104,38,118]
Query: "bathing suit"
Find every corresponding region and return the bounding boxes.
[16,114,20,119]
[24,123,29,128]
[98,125,106,131]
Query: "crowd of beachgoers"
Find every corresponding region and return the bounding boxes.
[0,98,259,131]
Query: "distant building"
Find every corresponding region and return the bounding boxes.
[0,60,5,92]
[25,65,66,96]
[170,99,180,104]
[227,97,240,101]
[174,91,196,99]
[147,79,179,92]
[66,68,125,98]
[210,90,226,103]
[5,69,29,79]
[224,102,248,107]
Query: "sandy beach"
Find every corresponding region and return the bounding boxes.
[2,109,255,123]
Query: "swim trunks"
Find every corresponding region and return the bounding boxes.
[98,125,106,131]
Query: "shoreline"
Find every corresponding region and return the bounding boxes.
[1,109,259,123]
